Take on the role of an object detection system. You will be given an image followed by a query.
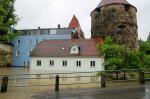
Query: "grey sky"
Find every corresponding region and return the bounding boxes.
[15,0,150,40]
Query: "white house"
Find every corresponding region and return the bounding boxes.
[30,39,104,72]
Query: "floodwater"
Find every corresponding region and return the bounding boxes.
[0,67,100,99]
[0,67,149,99]
[32,85,150,99]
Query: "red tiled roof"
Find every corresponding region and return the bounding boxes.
[95,0,136,10]
[68,15,84,36]
[68,15,80,29]
[30,38,103,57]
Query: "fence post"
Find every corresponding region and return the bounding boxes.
[55,74,59,91]
[101,72,106,88]
[139,71,145,84]
[123,71,126,80]
[1,76,8,93]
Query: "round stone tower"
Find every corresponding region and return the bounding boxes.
[91,0,138,50]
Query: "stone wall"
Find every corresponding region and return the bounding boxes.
[0,44,12,67]
[91,4,138,50]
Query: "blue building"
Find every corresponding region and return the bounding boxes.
[11,27,74,67]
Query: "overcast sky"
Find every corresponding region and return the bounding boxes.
[14,0,150,40]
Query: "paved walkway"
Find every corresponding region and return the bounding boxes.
[31,85,150,99]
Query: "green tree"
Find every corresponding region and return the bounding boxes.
[139,39,150,68]
[0,0,17,35]
[97,37,141,70]
[147,32,150,41]
[139,40,150,54]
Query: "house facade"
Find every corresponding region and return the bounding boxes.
[30,39,104,72]
[11,28,74,67]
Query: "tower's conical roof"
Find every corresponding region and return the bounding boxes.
[94,0,136,10]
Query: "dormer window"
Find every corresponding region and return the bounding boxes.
[73,48,76,51]
[70,45,80,55]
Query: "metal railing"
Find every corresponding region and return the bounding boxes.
[0,68,150,93]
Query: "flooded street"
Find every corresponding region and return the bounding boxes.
[32,85,150,99]
[0,67,150,99]
[0,67,100,99]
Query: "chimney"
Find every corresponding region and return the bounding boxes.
[38,27,40,29]
[58,24,61,28]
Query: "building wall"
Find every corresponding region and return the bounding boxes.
[30,57,104,72]
[11,35,71,67]
[91,4,138,50]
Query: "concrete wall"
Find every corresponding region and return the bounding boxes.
[30,57,104,72]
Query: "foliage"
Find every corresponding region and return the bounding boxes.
[0,32,20,43]
[139,40,150,54]
[97,37,142,70]
[142,55,150,68]
[0,0,18,35]
[147,32,150,41]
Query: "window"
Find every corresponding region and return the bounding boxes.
[50,30,56,35]
[28,51,32,56]
[90,61,96,68]
[36,39,38,44]
[37,60,41,66]
[76,61,81,67]
[23,61,26,66]
[17,40,20,46]
[73,48,76,51]
[28,61,30,66]
[70,45,80,55]
[16,51,20,56]
[44,29,49,35]
[63,61,67,67]
[50,60,54,66]
[29,39,32,45]
[30,30,34,35]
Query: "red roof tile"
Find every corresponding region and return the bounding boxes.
[30,39,103,57]
[68,15,84,37]
[68,15,80,28]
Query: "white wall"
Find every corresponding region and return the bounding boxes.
[30,57,104,72]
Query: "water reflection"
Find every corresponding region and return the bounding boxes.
[1,67,150,99]
[143,86,150,99]
[0,67,100,89]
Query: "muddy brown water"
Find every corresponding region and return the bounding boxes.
[0,67,101,99]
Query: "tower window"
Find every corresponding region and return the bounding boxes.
[125,5,130,11]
